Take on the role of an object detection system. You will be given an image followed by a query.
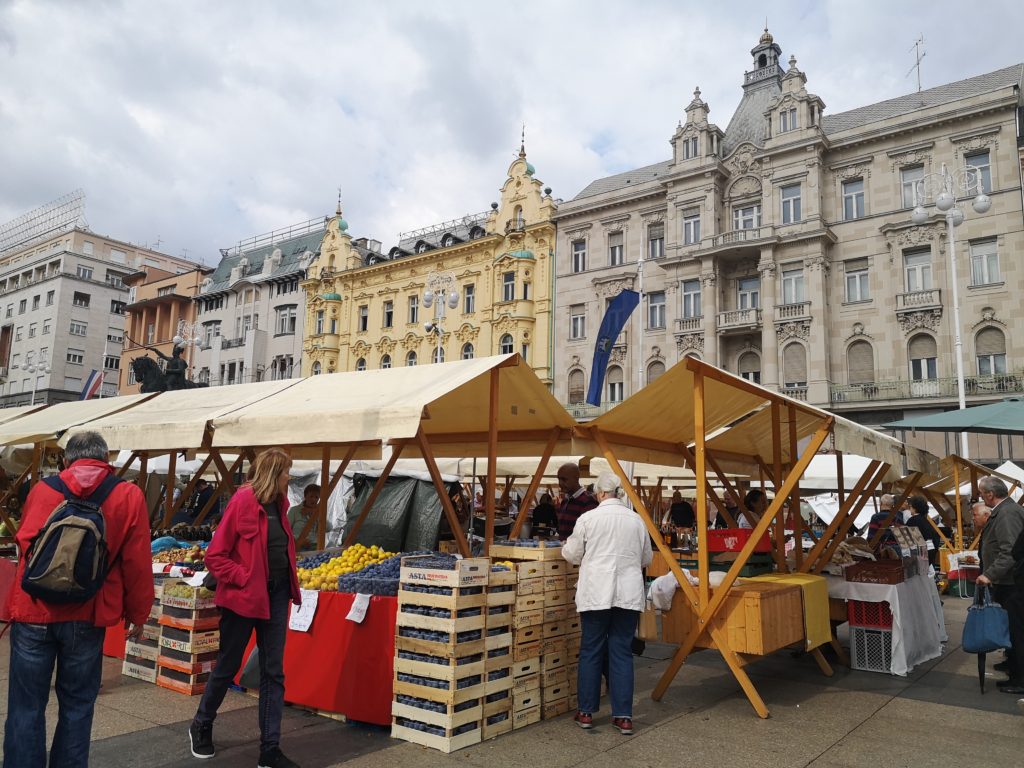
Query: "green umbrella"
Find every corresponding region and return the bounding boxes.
[883,398,1024,435]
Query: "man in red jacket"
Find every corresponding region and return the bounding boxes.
[3,431,154,767]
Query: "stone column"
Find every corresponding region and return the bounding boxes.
[759,249,778,388]
[700,260,718,366]
[803,250,830,405]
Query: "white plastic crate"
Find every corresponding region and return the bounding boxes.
[850,626,892,674]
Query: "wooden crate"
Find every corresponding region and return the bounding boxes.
[156,667,209,696]
[397,605,486,635]
[400,556,490,588]
[122,656,157,683]
[514,624,542,644]
[545,590,570,608]
[490,543,564,561]
[515,594,545,613]
[542,560,566,577]
[125,638,160,662]
[395,629,486,659]
[541,648,567,671]
[482,710,513,740]
[159,626,219,655]
[485,647,512,672]
[395,647,486,681]
[391,719,481,753]
[515,561,545,581]
[486,605,513,626]
[543,574,567,591]
[394,670,485,706]
[512,672,540,695]
[512,657,540,677]
[542,605,568,624]
[541,668,568,689]
[160,580,217,610]
[486,587,516,607]
[484,667,513,694]
[158,647,218,675]
[565,616,581,635]
[661,582,803,655]
[541,696,569,719]
[483,690,512,717]
[391,697,482,730]
[513,609,544,629]
[513,640,542,661]
[485,628,513,651]
[398,586,487,611]
[513,688,541,712]
[488,568,517,588]
[517,577,544,596]
[542,620,566,639]
[159,606,220,631]
[512,705,541,729]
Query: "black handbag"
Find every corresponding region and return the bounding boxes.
[201,571,218,591]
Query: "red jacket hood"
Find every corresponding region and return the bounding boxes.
[60,458,115,497]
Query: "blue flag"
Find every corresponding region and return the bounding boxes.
[586,289,640,406]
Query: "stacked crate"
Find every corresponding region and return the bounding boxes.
[122,575,167,683]
[483,565,515,739]
[847,599,894,674]
[391,556,491,753]
[563,562,581,709]
[511,560,544,729]
[538,558,571,720]
[156,580,220,695]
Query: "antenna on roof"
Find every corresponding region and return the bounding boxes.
[906,35,926,93]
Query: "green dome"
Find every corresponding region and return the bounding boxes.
[321,292,342,301]
[336,216,349,232]
[506,249,535,260]
[525,162,536,176]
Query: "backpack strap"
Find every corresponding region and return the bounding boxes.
[42,473,122,506]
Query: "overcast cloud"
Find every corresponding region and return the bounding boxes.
[1,0,1022,264]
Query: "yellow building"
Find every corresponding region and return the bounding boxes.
[302,147,557,385]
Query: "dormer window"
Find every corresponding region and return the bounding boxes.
[683,136,698,159]
[780,107,798,133]
[442,234,455,247]
[469,226,485,240]
[415,241,429,253]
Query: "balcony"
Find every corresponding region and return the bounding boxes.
[565,401,614,421]
[710,227,773,249]
[674,316,703,333]
[717,307,763,332]
[896,289,941,311]
[831,374,1024,404]
[775,302,811,321]
[780,386,808,401]
[222,337,246,349]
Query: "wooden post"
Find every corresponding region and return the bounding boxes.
[800,460,880,572]
[115,452,139,479]
[769,401,786,572]
[194,451,245,526]
[813,464,890,574]
[484,368,499,554]
[788,405,801,571]
[510,427,560,538]
[866,472,922,550]
[836,451,845,508]
[296,446,358,551]
[693,368,709,610]
[138,451,149,493]
[318,446,330,550]
[953,460,963,550]
[417,430,471,557]
[165,452,216,524]
[343,440,407,547]
[704,453,740,528]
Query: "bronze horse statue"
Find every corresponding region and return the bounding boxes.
[131,355,208,393]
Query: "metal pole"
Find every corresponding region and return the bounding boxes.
[946,206,969,459]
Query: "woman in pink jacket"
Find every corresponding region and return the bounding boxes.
[189,448,302,768]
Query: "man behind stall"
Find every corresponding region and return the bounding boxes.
[556,463,597,541]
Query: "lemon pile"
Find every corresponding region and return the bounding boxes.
[297,544,395,591]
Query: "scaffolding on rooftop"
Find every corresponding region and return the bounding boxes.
[398,211,489,243]
[226,216,327,257]
[0,189,86,258]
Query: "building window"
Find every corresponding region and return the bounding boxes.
[847,340,875,384]
[903,248,932,292]
[18,299,26,314]
[733,204,761,230]
[356,358,366,371]
[844,258,870,302]
[383,300,394,328]
[976,327,1007,376]
[77,265,93,280]
[965,150,991,194]
[782,343,808,388]
[28,322,37,338]
[737,277,760,309]
[909,334,938,380]
[571,240,586,273]
[570,305,585,340]
[107,330,122,343]
[69,320,87,336]
[14,327,22,341]
[780,184,801,224]
[568,370,585,405]
[738,351,761,384]
[607,366,624,403]
[682,211,701,245]
[522,282,530,301]
[647,360,665,385]
[502,272,515,302]
[110,300,126,315]
[683,135,698,159]
[4,304,10,318]
[46,290,54,306]
[463,284,475,314]
[31,295,39,310]
[358,305,368,332]
[406,351,417,367]
[275,306,296,335]
[842,179,865,220]
[312,361,321,375]
[608,231,623,266]
[408,295,419,324]
[67,349,84,364]
[104,355,120,370]
[432,347,444,364]
[146,323,155,344]
[83,240,94,255]
[499,334,514,355]
[315,310,324,335]
[781,268,805,305]
[969,238,999,285]
[779,107,798,133]
[381,354,392,369]
[682,279,701,318]
[462,343,474,360]
[127,367,136,385]
[204,321,221,346]
[648,291,666,329]
[901,165,924,208]
[106,271,126,287]
[647,223,664,259]
[42,319,51,334]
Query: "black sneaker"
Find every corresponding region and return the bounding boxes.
[258,747,300,768]
[189,720,215,759]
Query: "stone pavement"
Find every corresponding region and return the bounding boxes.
[1,597,1021,768]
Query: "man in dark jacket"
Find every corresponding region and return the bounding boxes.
[556,463,597,541]
[976,476,1024,693]
[904,496,942,566]
[3,431,154,766]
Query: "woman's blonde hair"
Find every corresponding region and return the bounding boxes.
[247,447,292,503]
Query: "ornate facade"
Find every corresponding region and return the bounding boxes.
[553,30,1024,462]
[302,148,557,384]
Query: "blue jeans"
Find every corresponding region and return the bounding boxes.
[4,620,106,768]
[577,608,638,718]
[195,580,291,751]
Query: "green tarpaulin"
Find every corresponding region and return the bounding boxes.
[883,398,1024,435]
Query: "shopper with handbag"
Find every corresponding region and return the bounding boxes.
[188,448,302,767]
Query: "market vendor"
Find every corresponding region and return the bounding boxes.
[556,462,597,540]
[288,483,330,547]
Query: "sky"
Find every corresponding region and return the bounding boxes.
[1,0,1023,265]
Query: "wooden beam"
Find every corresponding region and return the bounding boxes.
[694,369,709,610]
[327,445,358,498]
[917,487,957,553]
[836,451,845,508]
[704,453,740,528]
[511,428,562,538]
[800,460,880,573]
[317,446,330,550]
[812,463,890,574]
[866,472,922,550]
[194,452,245,526]
[418,430,471,557]
[484,368,499,554]
[788,405,801,571]
[953,460,964,550]
[769,401,786,572]
[343,440,407,547]
[685,358,822,420]
[115,451,139,479]
[138,452,149,494]
[295,446,358,551]
[159,450,178,528]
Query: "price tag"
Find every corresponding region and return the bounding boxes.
[185,571,206,587]
[289,589,319,632]
[346,593,371,624]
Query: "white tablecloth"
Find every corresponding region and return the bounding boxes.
[826,572,947,676]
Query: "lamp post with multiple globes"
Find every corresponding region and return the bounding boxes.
[422,270,459,364]
[12,351,52,406]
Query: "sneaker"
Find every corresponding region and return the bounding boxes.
[258,747,300,768]
[189,720,215,759]
[611,717,634,735]
[573,711,593,729]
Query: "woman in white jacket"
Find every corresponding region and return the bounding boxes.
[562,471,653,734]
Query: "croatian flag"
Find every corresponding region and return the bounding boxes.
[80,370,103,400]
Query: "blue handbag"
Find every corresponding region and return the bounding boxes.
[962,585,1011,653]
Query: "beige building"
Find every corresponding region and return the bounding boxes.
[553,29,1024,463]
[302,148,557,384]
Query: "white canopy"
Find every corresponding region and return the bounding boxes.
[0,393,153,446]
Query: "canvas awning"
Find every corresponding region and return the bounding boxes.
[58,380,303,452]
[0,404,47,426]
[0,393,154,446]
[883,398,1024,435]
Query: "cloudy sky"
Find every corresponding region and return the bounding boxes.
[1,0,1022,264]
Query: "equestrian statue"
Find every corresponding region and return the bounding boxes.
[132,345,208,393]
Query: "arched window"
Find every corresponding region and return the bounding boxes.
[311,361,321,376]
[908,334,937,380]
[513,205,524,228]
[607,366,624,403]
[847,340,874,385]
[462,343,474,360]
[782,343,807,388]
[406,351,417,367]
[499,334,514,355]
[469,226,485,240]
[356,358,366,371]
[568,370,585,405]
[433,346,445,364]
[415,241,429,254]
[381,354,392,369]
[683,352,701,361]
[738,351,760,384]
[647,361,665,385]
[442,234,455,247]
[976,327,1007,375]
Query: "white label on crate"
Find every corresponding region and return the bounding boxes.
[288,589,319,632]
[185,571,206,587]
[346,593,371,624]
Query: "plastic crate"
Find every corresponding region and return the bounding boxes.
[850,626,893,674]
[706,528,771,553]
[847,600,893,629]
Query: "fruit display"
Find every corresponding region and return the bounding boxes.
[164,584,215,600]
[151,525,213,542]
[492,539,561,548]
[152,545,207,567]
[297,544,396,592]
[491,561,514,571]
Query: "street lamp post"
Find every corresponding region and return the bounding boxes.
[911,162,992,459]
[12,351,52,406]
[422,270,459,364]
